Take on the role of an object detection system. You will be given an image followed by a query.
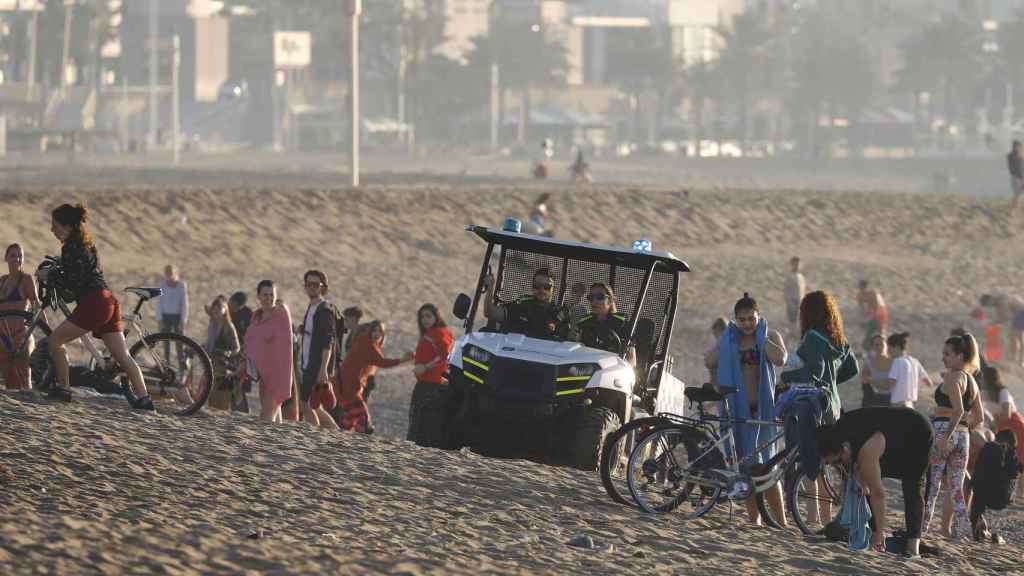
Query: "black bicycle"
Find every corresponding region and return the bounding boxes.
[0,258,213,416]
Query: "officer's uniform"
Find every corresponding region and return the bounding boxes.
[577,312,628,353]
[502,295,564,340]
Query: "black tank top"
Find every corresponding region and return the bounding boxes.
[934,370,976,412]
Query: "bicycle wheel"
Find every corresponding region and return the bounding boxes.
[601,416,672,506]
[128,332,213,416]
[756,478,788,529]
[0,310,52,390]
[626,425,723,516]
[785,460,847,535]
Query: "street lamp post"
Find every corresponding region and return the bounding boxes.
[349,0,361,187]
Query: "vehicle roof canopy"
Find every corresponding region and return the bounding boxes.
[468,226,690,273]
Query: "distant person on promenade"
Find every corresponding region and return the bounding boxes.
[243,281,293,423]
[860,333,892,408]
[885,332,933,409]
[1007,140,1023,210]
[857,280,888,352]
[204,295,241,411]
[783,256,806,337]
[338,320,413,434]
[0,243,39,389]
[299,270,339,430]
[156,265,189,368]
[524,193,552,236]
[408,304,455,447]
[228,291,253,347]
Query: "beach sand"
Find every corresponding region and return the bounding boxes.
[1,173,1023,574]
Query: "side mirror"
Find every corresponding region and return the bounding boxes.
[453,293,472,320]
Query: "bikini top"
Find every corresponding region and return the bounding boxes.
[934,369,977,412]
[0,273,24,303]
[738,346,760,367]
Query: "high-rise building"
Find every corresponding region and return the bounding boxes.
[437,0,490,62]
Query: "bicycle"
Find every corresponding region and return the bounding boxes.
[624,384,846,533]
[0,258,214,416]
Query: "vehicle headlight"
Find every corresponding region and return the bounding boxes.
[464,345,492,364]
[559,363,600,379]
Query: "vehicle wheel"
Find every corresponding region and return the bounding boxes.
[572,406,621,471]
[600,416,672,505]
[128,332,214,416]
[785,461,847,535]
[626,425,723,516]
[408,383,455,449]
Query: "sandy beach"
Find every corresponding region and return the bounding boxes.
[1,165,1023,574]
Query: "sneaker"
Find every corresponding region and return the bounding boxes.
[129,395,155,411]
[990,532,1005,545]
[46,386,73,402]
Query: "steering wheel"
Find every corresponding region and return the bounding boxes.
[583,326,624,355]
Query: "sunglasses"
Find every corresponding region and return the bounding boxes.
[304,281,322,288]
[533,283,553,291]
[587,293,608,301]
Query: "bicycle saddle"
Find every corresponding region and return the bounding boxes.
[684,383,736,403]
[125,287,163,300]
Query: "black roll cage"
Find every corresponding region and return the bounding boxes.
[461,225,689,366]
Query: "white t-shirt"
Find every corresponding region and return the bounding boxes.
[301,301,321,371]
[888,355,928,405]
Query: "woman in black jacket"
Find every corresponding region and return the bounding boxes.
[43,204,153,410]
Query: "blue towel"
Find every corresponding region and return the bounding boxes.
[716,318,778,464]
[839,472,872,551]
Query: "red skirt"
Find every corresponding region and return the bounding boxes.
[68,289,124,338]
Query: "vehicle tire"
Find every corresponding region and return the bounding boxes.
[408,382,454,449]
[128,332,214,416]
[601,416,673,505]
[572,406,621,471]
[0,310,52,390]
[785,460,847,535]
[626,425,723,516]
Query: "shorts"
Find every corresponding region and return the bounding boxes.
[300,366,320,402]
[1011,176,1023,196]
[68,289,123,338]
[1012,310,1024,332]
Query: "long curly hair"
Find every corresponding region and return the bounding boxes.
[800,290,846,347]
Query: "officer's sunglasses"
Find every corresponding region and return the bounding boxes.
[532,282,553,291]
[587,293,608,301]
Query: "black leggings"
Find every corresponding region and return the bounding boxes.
[882,433,933,539]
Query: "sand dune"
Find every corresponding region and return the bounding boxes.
[1,172,1023,573]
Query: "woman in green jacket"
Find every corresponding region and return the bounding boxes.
[782,290,859,424]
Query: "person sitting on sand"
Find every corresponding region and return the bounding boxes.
[885,332,933,409]
[705,293,787,525]
[860,333,892,408]
[337,320,413,434]
[818,407,933,556]
[576,283,635,365]
[482,268,571,341]
[0,243,40,389]
[408,304,455,447]
[42,204,154,410]
[204,295,241,411]
[244,281,293,423]
[923,334,984,541]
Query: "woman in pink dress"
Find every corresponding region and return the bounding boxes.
[244,280,293,423]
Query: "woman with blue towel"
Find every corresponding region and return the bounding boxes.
[705,293,787,525]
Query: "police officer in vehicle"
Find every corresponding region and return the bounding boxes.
[577,282,636,365]
[482,268,571,340]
